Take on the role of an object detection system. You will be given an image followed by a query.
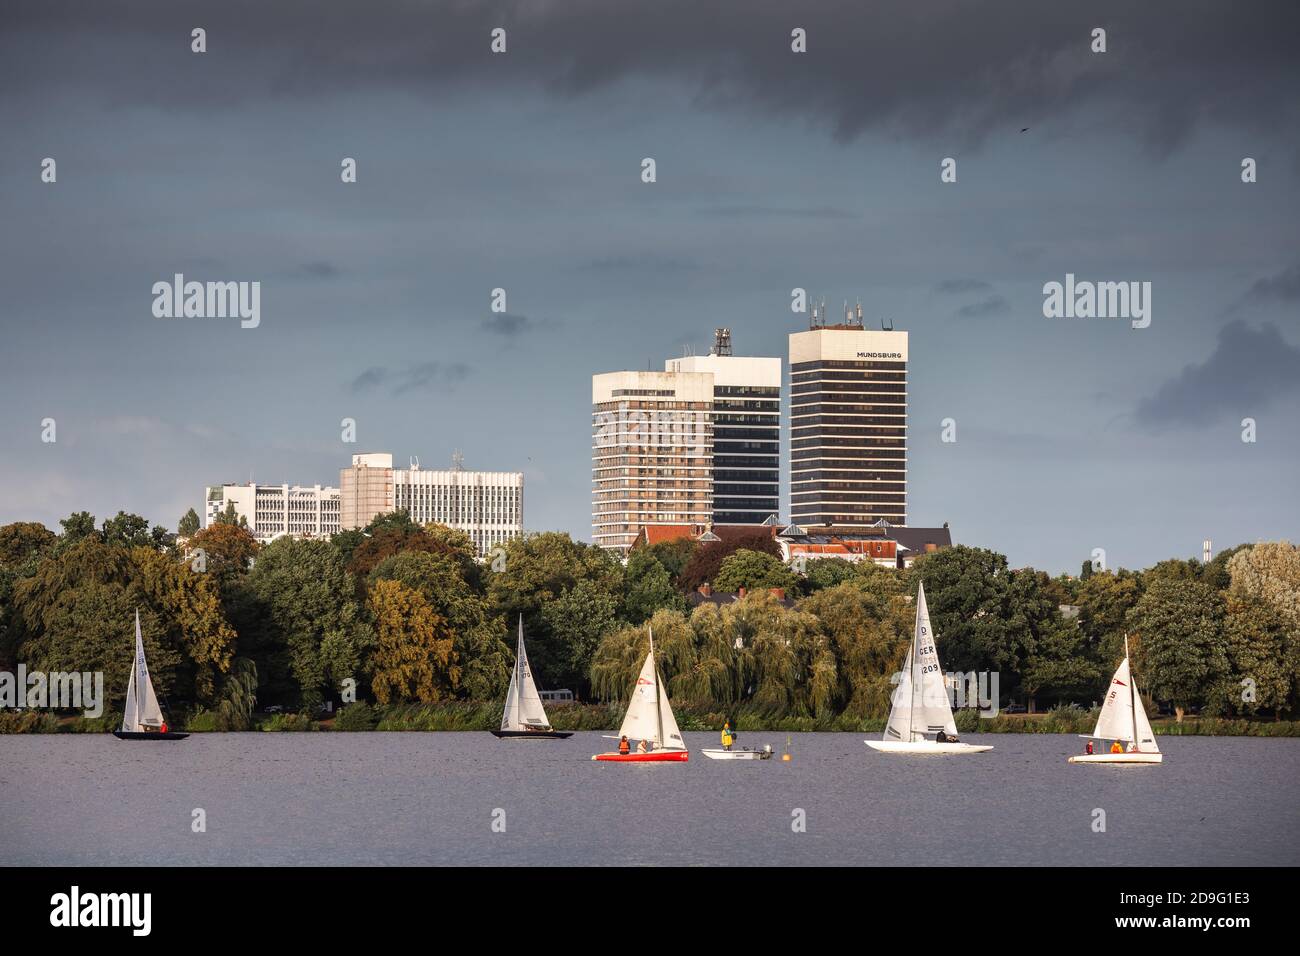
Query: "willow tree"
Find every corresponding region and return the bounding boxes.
[799,583,911,717]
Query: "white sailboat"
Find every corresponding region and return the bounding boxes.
[592,626,688,761]
[114,610,187,740]
[1068,636,1162,764]
[491,616,572,739]
[865,581,992,755]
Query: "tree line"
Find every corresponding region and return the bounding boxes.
[0,509,1296,727]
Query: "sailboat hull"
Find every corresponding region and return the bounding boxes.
[113,731,190,740]
[865,740,992,755]
[1068,752,1162,764]
[490,730,574,739]
[591,750,688,762]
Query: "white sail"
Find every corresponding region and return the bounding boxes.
[1091,655,1159,752]
[616,629,686,751]
[121,610,164,732]
[501,617,551,731]
[883,582,958,744]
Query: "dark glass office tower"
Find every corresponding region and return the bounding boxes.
[788,310,908,527]
[665,330,781,525]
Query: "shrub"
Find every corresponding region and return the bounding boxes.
[261,712,315,732]
[333,702,379,731]
[0,710,60,733]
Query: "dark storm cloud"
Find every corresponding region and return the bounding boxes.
[956,295,1010,318]
[1243,262,1300,304]
[4,1,1298,153]
[482,312,550,337]
[936,279,993,294]
[1135,321,1300,428]
[349,362,472,395]
[298,261,340,279]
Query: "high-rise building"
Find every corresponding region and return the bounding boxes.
[592,370,714,554]
[339,452,394,530]
[665,329,780,525]
[788,303,908,527]
[339,452,523,557]
[204,483,341,544]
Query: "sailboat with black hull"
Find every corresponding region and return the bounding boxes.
[491,616,573,739]
[113,610,188,740]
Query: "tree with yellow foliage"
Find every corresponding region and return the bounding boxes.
[367,579,460,704]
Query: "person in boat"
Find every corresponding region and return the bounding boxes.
[721,721,734,751]
[1085,740,1094,755]
[618,735,630,755]
[935,729,958,744]
[636,739,648,753]
[160,721,168,734]
[1126,741,1138,753]
[1110,740,1124,754]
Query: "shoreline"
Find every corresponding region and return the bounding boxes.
[4,707,1298,737]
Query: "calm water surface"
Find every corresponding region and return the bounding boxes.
[2,732,1296,866]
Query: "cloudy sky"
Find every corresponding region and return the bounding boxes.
[1,0,1297,574]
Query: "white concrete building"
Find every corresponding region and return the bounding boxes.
[204,482,341,544]
[340,452,524,558]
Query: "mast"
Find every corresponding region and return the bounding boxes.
[910,587,920,743]
[1126,633,1137,746]
[651,626,664,750]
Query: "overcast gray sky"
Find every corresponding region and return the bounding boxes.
[1,0,1297,573]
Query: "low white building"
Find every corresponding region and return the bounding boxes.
[205,483,341,544]
[340,452,524,558]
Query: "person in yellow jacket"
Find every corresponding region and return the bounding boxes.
[721,721,735,751]
[1110,740,1124,754]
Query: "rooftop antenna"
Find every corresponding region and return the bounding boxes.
[712,327,732,356]
[410,456,420,471]
[855,300,863,326]
[882,315,894,331]
[451,450,464,472]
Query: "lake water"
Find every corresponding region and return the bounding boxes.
[2,732,1297,866]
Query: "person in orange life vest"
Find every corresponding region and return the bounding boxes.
[160,721,168,734]
[618,735,630,755]
[1110,740,1124,754]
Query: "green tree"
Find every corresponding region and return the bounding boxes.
[714,549,796,592]
[242,538,374,709]
[486,532,623,692]
[623,549,686,623]
[1127,576,1227,721]
[1216,592,1293,718]
[540,578,622,691]
[801,557,858,593]
[59,511,98,543]
[178,508,201,537]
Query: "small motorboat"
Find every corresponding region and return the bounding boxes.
[491,616,573,739]
[701,745,773,760]
[115,610,188,741]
